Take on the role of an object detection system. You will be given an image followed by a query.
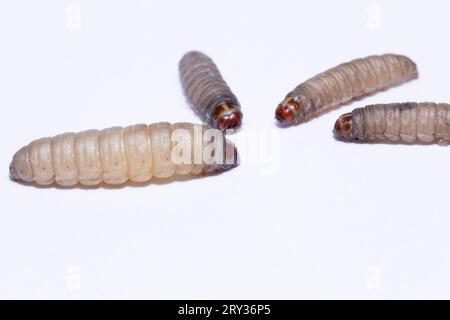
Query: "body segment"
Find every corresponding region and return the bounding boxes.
[334,102,450,144]
[275,54,418,126]
[179,51,242,130]
[10,122,238,186]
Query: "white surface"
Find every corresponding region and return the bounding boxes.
[1,0,450,299]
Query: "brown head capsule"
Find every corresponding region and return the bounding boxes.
[212,103,243,130]
[333,113,353,140]
[9,122,239,187]
[275,97,301,124]
[179,51,242,131]
[333,102,450,144]
[276,54,418,126]
[275,96,309,125]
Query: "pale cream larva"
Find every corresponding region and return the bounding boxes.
[9,122,239,186]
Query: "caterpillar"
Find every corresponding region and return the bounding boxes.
[9,122,239,186]
[275,54,418,126]
[179,51,243,131]
[334,102,450,143]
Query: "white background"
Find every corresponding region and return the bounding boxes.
[1,0,449,299]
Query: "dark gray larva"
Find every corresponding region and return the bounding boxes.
[179,51,242,130]
[334,102,450,143]
[275,54,418,126]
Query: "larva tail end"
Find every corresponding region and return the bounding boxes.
[9,146,34,183]
[275,98,301,125]
[213,103,242,130]
[9,162,18,181]
[333,113,354,140]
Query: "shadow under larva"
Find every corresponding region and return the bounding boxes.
[275,54,418,126]
[179,51,243,131]
[334,102,450,144]
[9,122,239,187]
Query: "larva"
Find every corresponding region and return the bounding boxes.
[179,51,243,130]
[275,54,418,125]
[9,122,238,186]
[334,102,450,144]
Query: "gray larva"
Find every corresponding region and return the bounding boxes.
[179,51,242,130]
[275,54,418,126]
[9,122,238,186]
[334,102,450,143]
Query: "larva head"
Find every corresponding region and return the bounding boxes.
[333,113,354,140]
[204,139,240,173]
[221,140,239,171]
[275,97,300,124]
[275,96,314,125]
[212,103,242,131]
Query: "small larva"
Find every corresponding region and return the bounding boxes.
[334,102,450,144]
[9,122,238,186]
[179,51,243,131]
[275,54,418,126]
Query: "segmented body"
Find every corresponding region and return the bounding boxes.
[9,122,238,186]
[275,54,418,125]
[179,51,242,130]
[334,102,450,143]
